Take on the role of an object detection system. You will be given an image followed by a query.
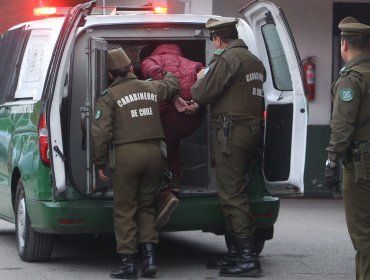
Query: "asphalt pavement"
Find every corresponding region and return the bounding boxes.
[0,198,355,280]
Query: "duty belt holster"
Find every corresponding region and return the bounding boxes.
[108,145,116,170]
[351,141,368,184]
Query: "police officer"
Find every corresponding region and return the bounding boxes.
[191,18,266,277]
[92,48,181,279]
[325,17,370,280]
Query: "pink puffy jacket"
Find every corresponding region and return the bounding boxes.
[141,44,204,113]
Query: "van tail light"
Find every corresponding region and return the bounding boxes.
[38,113,50,166]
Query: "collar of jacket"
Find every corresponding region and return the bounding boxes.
[225,39,249,51]
[111,72,138,87]
[343,53,370,72]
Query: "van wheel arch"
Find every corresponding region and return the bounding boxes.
[15,179,54,262]
[11,168,21,211]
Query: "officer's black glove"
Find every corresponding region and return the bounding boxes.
[324,159,340,192]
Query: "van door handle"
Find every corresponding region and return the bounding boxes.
[53,146,66,161]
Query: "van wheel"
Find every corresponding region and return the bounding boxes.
[15,180,53,262]
[254,240,265,256]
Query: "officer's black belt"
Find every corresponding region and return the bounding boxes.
[211,114,261,125]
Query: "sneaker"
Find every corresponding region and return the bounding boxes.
[155,191,179,229]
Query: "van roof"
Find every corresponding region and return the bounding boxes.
[8,13,237,33]
[84,13,236,26]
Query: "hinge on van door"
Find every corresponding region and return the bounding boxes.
[80,103,91,151]
[265,12,275,25]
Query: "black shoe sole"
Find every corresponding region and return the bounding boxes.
[219,268,263,278]
[141,266,157,278]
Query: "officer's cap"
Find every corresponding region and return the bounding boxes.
[339,16,370,36]
[206,18,238,32]
[107,48,131,71]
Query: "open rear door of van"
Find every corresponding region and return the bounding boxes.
[47,1,96,196]
[239,0,308,196]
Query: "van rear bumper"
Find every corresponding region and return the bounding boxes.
[26,195,279,234]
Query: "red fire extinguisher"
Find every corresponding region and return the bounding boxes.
[302,57,315,100]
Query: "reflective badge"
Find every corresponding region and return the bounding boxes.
[95,110,102,120]
[204,66,210,76]
[339,88,354,102]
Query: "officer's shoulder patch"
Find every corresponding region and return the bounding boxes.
[95,110,102,120]
[101,89,109,96]
[213,49,225,56]
[339,88,354,102]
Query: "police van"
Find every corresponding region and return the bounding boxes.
[0,0,307,262]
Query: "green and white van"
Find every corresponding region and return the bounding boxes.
[0,0,307,262]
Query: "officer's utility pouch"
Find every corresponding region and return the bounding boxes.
[160,140,167,158]
[249,122,261,136]
[108,145,116,170]
[353,142,366,184]
[221,116,233,156]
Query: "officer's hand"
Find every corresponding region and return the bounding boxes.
[185,102,200,115]
[196,69,205,80]
[98,169,109,182]
[324,160,340,192]
[174,96,190,112]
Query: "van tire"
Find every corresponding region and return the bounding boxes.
[15,180,53,262]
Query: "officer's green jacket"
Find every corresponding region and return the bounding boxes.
[191,39,266,118]
[92,72,180,169]
[327,53,370,161]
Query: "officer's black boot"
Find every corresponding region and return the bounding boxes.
[220,237,262,277]
[110,254,137,279]
[141,243,158,278]
[206,232,239,269]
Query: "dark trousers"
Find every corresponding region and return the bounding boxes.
[160,109,203,176]
[214,123,260,238]
[112,141,164,254]
[343,151,370,280]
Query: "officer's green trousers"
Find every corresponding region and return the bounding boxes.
[214,123,260,238]
[112,141,164,254]
[343,151,370,280]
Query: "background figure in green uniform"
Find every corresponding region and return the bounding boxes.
[191,18,266,277]
[92,48,181,279]
[325,17,370,280]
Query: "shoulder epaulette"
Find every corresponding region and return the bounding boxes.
[213,49,225,56]
[101,88,109,96]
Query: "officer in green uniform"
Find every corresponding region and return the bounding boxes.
[191,18,266,277]
[92,48,181,279]
[325,17,370,280]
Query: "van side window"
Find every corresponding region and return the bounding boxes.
[0,26,29,104]
[15,29,53,100]
[262,24,293,91]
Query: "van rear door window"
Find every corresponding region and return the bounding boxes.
[261,23,293,91]
[0,26,29,104]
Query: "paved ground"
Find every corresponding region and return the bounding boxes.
[0,198,355,279]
